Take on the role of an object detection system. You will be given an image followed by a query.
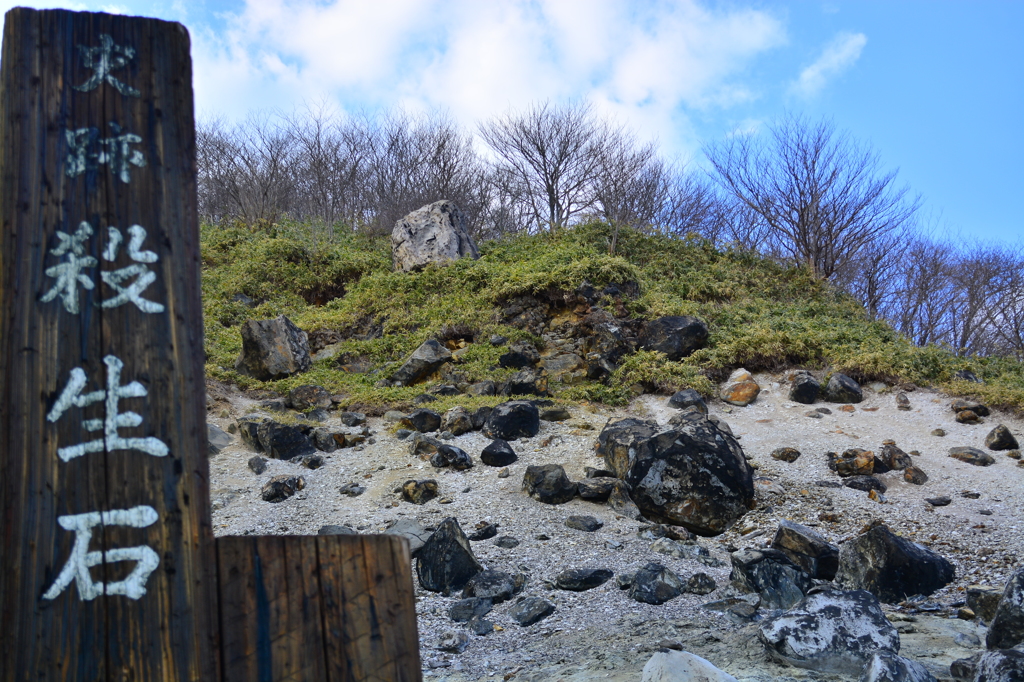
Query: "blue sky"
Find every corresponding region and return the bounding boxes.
[4,0,1021,245]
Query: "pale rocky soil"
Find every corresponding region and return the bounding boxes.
[206,374,1024,681]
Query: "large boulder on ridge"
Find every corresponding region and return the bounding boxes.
[235,315,311,380]
[596,417,755,536]
[835,524,955,602]
[637,315,708,361]
[391,200,479,272]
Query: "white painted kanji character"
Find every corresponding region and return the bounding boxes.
[72,33,140,97]
[65,123,146,183]
[39,221,97,314]
[100,225,164,313]
[42,506,159,601]
[47,355,169,461]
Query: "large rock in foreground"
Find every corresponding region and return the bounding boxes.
[637,315,708,361]
[641,651,738,682]
[758,589,899,674]
[730,548,813,610]
[596,417,755,535]
[836,525,955,602]
[235,315,311,380]
[391,200,479,272]
[987,567,1024,650]
[416,517,483,595]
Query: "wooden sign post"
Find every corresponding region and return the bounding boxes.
[0,8,421,681]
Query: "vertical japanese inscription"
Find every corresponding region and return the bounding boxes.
[1,9,219,680]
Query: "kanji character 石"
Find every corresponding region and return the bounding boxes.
[101,224,164,313]
[72,33,140,97]
[47,355,169,462]
[42,505,159,601]
[39,221,97,314]
[65,123,146,183]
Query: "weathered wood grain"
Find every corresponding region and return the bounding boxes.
[218,535,422,682]
[0,8,218,680]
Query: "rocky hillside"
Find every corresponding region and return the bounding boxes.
[201,213,1024,681]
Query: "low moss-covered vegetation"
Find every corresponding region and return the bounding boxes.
[201,220,1024,412]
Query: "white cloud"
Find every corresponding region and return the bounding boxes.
[187,0,786,159]
[791,31,867,97]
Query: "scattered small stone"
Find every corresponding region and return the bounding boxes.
[555,568,613,592]
[261,475,304,503]
[291,453,324,469]
[949,447,995,466]
[497,467,510,479]
[449,597,494,623]
[510,597,555,626]
[684,572,717,595]
[956,410,981,424]
[961,490,981,499]
[895,393,911,411]
[402,479,439,505]
[903,465,929,485]
[493,536,519,548]
[338,482,366,497]
[318,524,357,536]
[1006,449,1022,460]
[565,515,603,532]
[805,411,823,419]
[931,428,946,437]
[629,563,683,605]
[770,447,801,463]
[247,456,268,474]
[435,629,469,653]
[925,495,952,507]
[468,523,499,541]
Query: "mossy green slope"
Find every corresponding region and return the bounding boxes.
[201,220,1024,412]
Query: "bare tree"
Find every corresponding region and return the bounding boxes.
[985,248,1024,358]
[479,101,606,231]
[704,114,919,279]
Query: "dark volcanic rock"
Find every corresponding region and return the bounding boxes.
[235,315,311,380]
[501,369,548,397]
[416,517,483,595]
[952,399,990,417]
[684,572,717,595]
[843,475,888,493]
[729,548,813,610]
[339,411,366,426]
[638,315,708,361]
[565,515,603,532]
[402,479,439,505]
[257,420,316,460]
[483,401,540,441]
[607,481,643,521]
[771,520,840,581]
[288,384,332,411]
[236,415,267,451]
[836,525,955,602]
[925,495,952,507]
[629,562,683,605]
[522,464,576,505]
[467,523,499,541]
[318,524,357,536]
[829,449,874,477]
[462,569,523,604]
[465,380,497,397]
[510,597,555,626]
[758,589,899,674]
[986,425,1019,451]
[441,406,473,436]
[860,652,936,682]
[949,447,996,466]
[789,374,820,404]
[822,373,863,404]
[771,447,801,463]
[247,456,268,474]
[498,340,540,369]
[555,568,613,592]
[596,417,754,536]
[539,406,571,422]
[261,475,304,503]
[668,388,707,413]
[878,443,913,471]
[576,477,618,501]
[400,408,442,433]
[471,406,493,430]
[449,597,493,623]
[429,444,474,471]
[903,465,929,485]
[389,339,451,386]
[480,439,518,467]
[987,567,1024,650]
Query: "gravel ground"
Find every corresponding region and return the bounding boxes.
[207,374,1023,681]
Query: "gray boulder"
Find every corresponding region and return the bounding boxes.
[860,652,936,682]
[389,339,452,386]
[974,649,1024,682]
[987,567,1024,650]
[235,315,311,380]
[483,400,540,441]
[416,517,483,595]
[823,373,863,403]
[207,423,233,455]
[836,525,955,602]
[758,589,900,674]
[391,200,479,272]
[641,651,739,682]
[510,597,555,626]
[522,464,576,505]
[789,374,820,404]
[629,562,683,605]
[596,417,754,536]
